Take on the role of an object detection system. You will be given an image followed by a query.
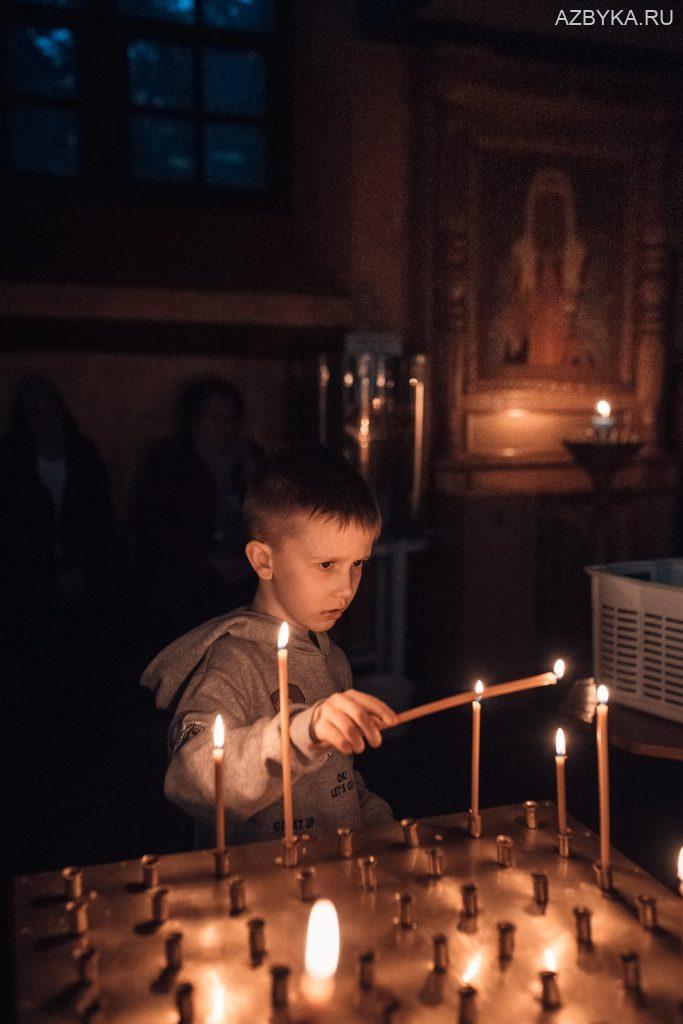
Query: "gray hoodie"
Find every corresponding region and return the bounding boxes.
[141,608,393,845]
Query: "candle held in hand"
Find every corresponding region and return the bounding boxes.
[213,714,225,855]
[470,681,484,818]
[555,728,568,836]
[277,622,294,847]
[595,685,611,872]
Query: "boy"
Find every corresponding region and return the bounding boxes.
[141,445,398,846]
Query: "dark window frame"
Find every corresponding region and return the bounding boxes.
[1,0,292,210]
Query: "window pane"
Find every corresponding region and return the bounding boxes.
[8,25,77,99]
[131,114,194,181]
[204,0,274,32]
[117,0,195,24]
[14,0,84,6]
[128,40,193,110]
[9,103,79,176]
[203,122,265,189]
[203,49,265,117]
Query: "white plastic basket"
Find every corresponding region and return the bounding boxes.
[587,560,683,724]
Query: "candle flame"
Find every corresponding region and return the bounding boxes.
[597,684,609,705]
[462,953,482,985]
[543,948,557,972]
[206,974,226,1024]
[360,417,370,437]
[278,621,289,650]
[555,728,566,756]
[305,899,340,979]
[213,714,225,750]
[596,400,611,418]
[677,846,683,882]
[474,679,484,697]
[553,659,565,679]
[343,372,354,387]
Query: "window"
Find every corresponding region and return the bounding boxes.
[2,0,284,195]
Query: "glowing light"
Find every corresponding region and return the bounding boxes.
[343,372,354,387]
[278,621,289,650]
[553,659,566,679]
[543,948,557,972]
[213,714,225,750]
[305,899,339,978]
[206,974,226,1024]
[359,416,370,437]
[596,400,611,418]
[409,377,418,386]
[507,408,524,418]
[555,728,566,757]
[474,680,484,697]
[677,846,683,882]
[597,684,609,705]
[462,953,482,985]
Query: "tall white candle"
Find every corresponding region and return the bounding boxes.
[470,680,484,818]
[212,714,226,855]
[555,728,568,836]
[595,685,610,870]
[277,622,294,846]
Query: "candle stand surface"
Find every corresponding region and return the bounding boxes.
[12,803,682,1023]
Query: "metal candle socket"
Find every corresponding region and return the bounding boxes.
[638,894,658,930]
[282,837,299,868]
[151,888,170,924]
[270,965,290,1009]
[496,835,513,867]
[432,933,449,972]
[458,984,477,1024]
[523,800,539,829]
[62,866,83,900]
[573,906,593,945]
[176,982,194,1024]
[400,818,420,848]
[229,876,246,915]
[248,918,266,966]
[468,811,482,838]
[140,854,159,889]
[461,883,478,918]
[296,867,316,902]
[427,846,444,879]
[394,892,415,928]
[532,871,549,907]
[359,951,375,990]
[359,855,378,892]
[165,931,183,971]
[66,897,89,936]
[621,952,641,991]
[557,830,572,859]
[497,921,516,960]
[336,827,353,859]
[593,860,613,892]
[540,971,562,1010]
[214,849,230,879]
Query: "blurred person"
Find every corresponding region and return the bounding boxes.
[0,377,117,679]
[132,378,260,651]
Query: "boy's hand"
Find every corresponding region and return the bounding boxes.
[309,690,398,755]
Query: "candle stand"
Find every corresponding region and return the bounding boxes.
[12,803,681,1024]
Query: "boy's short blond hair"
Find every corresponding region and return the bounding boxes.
[243,444,381,545]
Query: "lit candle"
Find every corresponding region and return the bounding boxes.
[212,714,225,856]
[458,954,481,1024]
[555,728,568,837]
[470,680,484,819]
[595,685,611,872]
[677,847,683,898]
[540,948,561,1009]
[592,400,613,442]
[409,354,426,518]
[278,622,294,848]
[301,899,339,1008]
[359,354,371,476]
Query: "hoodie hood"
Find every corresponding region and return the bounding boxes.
[140,607,332,710]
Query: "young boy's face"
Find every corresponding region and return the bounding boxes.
[252,512,377,634]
